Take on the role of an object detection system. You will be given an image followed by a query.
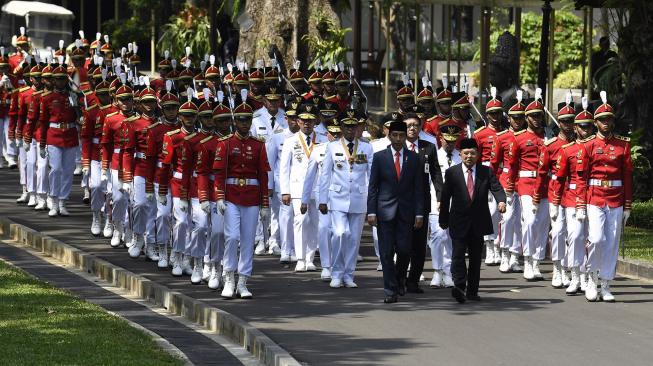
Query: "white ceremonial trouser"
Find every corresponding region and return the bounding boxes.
[47,145,76,200]
[520,195,549,260]
[279,196,295,257]
[484,192,500,243]
[0,116,6,158]
[429,214,453,276]
[36,145,49,194]
[110,168,128,225]
[550,204,567,265]
[372,226,381,259]
[188,198,208,258]
[318,211,332,268]
[25,141,37,193]
[132,176,155,243]
[207,201,225,263]
[18,143,27,185]
[330,211,365,282]
[587,204,623,281]
[268,192,282,247]
[565,206,587,268]
[172,196,191,254]
[223,202,259,276]
[154,183,172,246]
[292,198,318,262]
[499,192,522,254]
[88,160,105,212]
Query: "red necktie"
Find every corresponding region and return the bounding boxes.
[411,143,416,152]
[467,169,474,200]
[394,151,401,180]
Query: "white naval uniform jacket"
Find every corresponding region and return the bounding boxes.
[432,147,461,208]
[318,138,374,214]
[371,136,390,153]
[279,131,328,199]
[266,129,293,194]
[250,107,287,142]
[301,143,329,203]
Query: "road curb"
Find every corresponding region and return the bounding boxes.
[617,258,653,281]
[0,216,301,366]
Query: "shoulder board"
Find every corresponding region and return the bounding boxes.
[144,121,161,130]
[183,132,198,141]
[125,115,140,122]
[86,103,98,110]
[41,91,52,96]
[562,141,575,149]
[200,135,214,144]
[438,118,451,126]
[166,128,181,136]
[544,137,558,146]
[475,125,486,133]
[252,136,265,143]
[615,135,630,142]
[219,134,232,141]
[106,111,119,117]
[301,92,308,97]
[83,89,93,96]
[19,86,30,92]
[580,135,595,143]
[99,104,112,110]
[496,130,509,136]
[33,90,43,95]
[513,129,527,136]
[252,112,262,118]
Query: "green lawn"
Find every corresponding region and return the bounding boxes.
[622,226,653,264]
[0,260,184,366]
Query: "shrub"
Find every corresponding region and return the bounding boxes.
[630,200,653,230]
[553,67,583,89]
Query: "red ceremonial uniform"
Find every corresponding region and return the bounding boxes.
[82,104,116,167]
[101,111,136,171]
[302,90,320,101]
[423,114,448,136]
[551,140,589,209]
[145,120,178,193]
[15,86,34,141]
[474,125,501,163]
[326,94,351,114]
[489,129,516,187]
[38,89,80,148]
[8,53,24,71]
[505,129,546,199]
[584,134,633,210]
[150,78,165,92]
[157,127,190,197]
[8,87,23,140]
[213,133,270,207]
[121,114,155,183]
[23,90,43,144]
[178,131,209,200]
[196,134,220,202]
[534,136,570,203]
[247,93,264,111]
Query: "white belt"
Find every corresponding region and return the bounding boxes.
[192,171,198,178]
[157,162,163,168]
[502,167,509,173]
[568,183,577,190]
[191,171,214,180]
[226,178,259,186]
[550,175,558,181]
[134,152,146,159]
[92,137,100,144]
[172,171,183,179]
[519,170,537,178]
[589,179,622,187]
[49,122,76,129]
[482,161,490,166]
[113,148,121,154]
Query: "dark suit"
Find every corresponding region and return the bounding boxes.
[368,146,424,296]
[439,163,506,296]
[406,140,443,289]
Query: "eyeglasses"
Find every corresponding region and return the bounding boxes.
[405,124,420,129]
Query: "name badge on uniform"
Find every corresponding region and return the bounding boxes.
[526,140,533,147]
[424,163,430,174]
[335,153,344,156]
[258,126,266,130]
[596,148,603,154]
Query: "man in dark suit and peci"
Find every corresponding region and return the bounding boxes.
[439,138,506,303]
[367,118,424,304]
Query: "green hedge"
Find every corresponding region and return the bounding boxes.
[630,200,653,230]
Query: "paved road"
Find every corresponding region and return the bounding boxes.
[1,170,652,366]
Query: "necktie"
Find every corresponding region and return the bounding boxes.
[306,134,311,146]
[270,116,276,128]
[467,168,474,200]
[394,151,401,180]
[348,142,354,155]
[411,143,416,152]
[447,153,452,167]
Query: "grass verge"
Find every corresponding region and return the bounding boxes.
[0,259,184,366]
[622,226,653,264]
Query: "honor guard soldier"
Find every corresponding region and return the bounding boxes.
[423,77,452,136]
[25,62,51,210]
[38,63,80,217]
[14,59,34,204]
[147,80,180,269]
[0,47,19,169]
[505,89,548,281]
[327,69,351,114]
[416,77,436,120]
[395,74,415,115]
[280,102,329,272]
[288,61,307,96]
[247,62,265,110]
[475,88,504,266]
[536,93,576,288]
[213,89,271,299]
[151,51,172,92]
[9,27,29,70]
[321,67,336,99]
[302,68,323,101]
[20,63,43,208]
[583,91,633,302]
[550,97,592,295]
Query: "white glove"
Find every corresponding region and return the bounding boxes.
[260,207,270,221]
[200,200,210,214]
[623,209,631,226]
[216,199,226,215]
[157,194,167,206]
[39,147,47,159]
[146,192,154,201]
[100,169,109,182]
[177,199,189,212]
[16,139,22,148]
[506,194,513,206]
[81,166,90,175]
[532,202,539,214]
[24,141,30,152]
[8,139,16,150]
[576,208,586,222]
[549,203,559,221]
[121,182,132,195]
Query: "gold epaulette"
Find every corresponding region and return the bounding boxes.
[144,121,161,130]
[615,135,630,142]
[183,132,197,141]
[19,86,30,92]
[200,135,214,144]
[86,103,98,110]
[99,104,112,110]
[438,118,451,126]
[218,134,232,141]
[544,137,558,146]
[580,134,595,143]
[33,90,43,95]
[251,136,265,143]
[166,128,181,137]
[475,125,486,133]
[106,111,119,118]
[496,130,509,136]
[562,141,575,149]
[41,90,52,96]
[125,115,140,122]
[514,129,527,136]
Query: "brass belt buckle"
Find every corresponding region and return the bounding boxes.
[238,178,246,187]
[601,180,610,187]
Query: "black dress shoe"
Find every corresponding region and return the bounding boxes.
[384,295,398,303]
[452,287,466,303]
[397,286,406,296]
[466,294,481,301]
[406,286,424,294]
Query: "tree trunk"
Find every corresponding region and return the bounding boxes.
[237,0,339,74]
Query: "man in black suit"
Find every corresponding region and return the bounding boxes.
[439,138,506,303]
[368,119,424,303]
[403,111,442,293]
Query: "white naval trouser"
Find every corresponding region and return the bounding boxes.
[223,202,259,276]
[0,116,6,159]
[25,142,37,193]
[520,195,549,260]
[330,211,365,281]
[318,210,332,268]
[47,145,76,200]
[499,192,522,254]
[18,142,26,185]
[484,192,501,243]
[132,176,155,244]
[292,198,318,262]
[36,145,49,194]
[565,206,587,268]
[587,204,623,281]
[428,214,452,276]
[88,160,105,212]
[110,168,128,226]
[207,201,225,263]
[279,195,295,257]
[154,183,172,247]
[172,196,191,254]
[189,198,207,259]
[550,204,568,266]
[268,192,282,247]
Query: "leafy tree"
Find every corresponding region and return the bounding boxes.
[158,4,213,59]
[302,9,351,68]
